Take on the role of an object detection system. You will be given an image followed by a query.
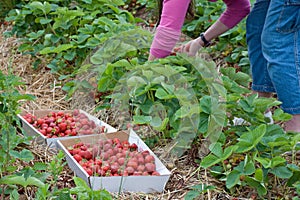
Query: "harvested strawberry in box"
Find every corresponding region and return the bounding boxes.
[22,109,106,138]
[67,138,160,177]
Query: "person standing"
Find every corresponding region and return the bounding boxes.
[246,0,300,132]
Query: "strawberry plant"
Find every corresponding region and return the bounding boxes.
[200,123,300,198]
[184,184,216,200]
[78,37,299,197]
[0,0,17,20]
[1,150,113,199]
[4,0,140,77]
[0,68,35,197]
[0,69,35,169]
[84,36,280,155]
[62,26,152,100]
[182,0,223,38]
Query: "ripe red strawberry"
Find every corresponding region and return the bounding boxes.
[37,118,45,126]
[73,154,82,162]
[58,122,67,132]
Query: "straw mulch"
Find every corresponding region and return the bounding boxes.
[0,25,70,112]
[0,24,254,200]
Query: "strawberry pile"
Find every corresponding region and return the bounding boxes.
[22,109,106,138]
[68,138,160,177]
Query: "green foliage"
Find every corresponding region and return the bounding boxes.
[47,151,66,186]
[0,175,45,188]
[182,0,223,37]
[200,142,237,169]
[34,153,113,200]
[0,0,18,20]
[201,123,299,198]
[85,45,229,154]
[5,0,139,77]
[0,69,36,198]
[69,177,112,200]
[0,69,35,175]
[1,150,113,199]
[184,184,216,200]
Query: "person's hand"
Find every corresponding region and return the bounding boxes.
[148,53,157,61]
[174,38,203,56]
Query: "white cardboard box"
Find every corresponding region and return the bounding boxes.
[57,129,171,193]
[18,109,117,149]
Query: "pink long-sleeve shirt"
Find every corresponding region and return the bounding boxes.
[150,0,251,58]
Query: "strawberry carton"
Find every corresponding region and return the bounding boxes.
[18,109,117,149]
[57,130,171,193]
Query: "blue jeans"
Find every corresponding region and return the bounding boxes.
[246,0,300,114]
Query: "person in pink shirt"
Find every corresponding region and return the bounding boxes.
[148,0,251,60]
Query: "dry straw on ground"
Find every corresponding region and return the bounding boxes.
[0,25,70,112]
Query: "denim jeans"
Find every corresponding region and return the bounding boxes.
[246,0,300,114]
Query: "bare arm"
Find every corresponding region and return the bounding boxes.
[202,20,230,42]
